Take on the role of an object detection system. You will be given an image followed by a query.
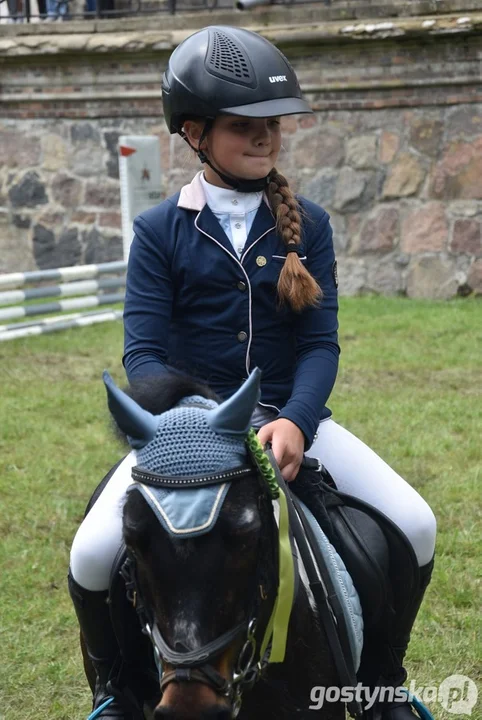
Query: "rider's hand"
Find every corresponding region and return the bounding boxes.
[257,418,305,483]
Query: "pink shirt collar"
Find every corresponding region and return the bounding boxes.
[177,171,270,212]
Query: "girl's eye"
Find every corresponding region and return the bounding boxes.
[230,119,279,130]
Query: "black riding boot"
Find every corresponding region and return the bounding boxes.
[359,557,434,719]
[68,571,136,719]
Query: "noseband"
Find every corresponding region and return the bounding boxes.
[121,463,278,717]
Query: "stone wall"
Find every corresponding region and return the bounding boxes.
[0,3,481,297]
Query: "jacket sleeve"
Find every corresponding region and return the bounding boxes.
[122,213,174,381]
[277,211,340,448]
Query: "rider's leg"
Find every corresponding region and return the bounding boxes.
[306,419,436,719]
[70,452,136,591]
[69,452,137,718]
[306,419,436,568]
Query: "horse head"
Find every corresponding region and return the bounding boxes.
[104,370,280,720]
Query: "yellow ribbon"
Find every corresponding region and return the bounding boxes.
[245,429,295,664]
[260,484,295,663]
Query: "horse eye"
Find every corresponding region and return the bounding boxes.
[224,525,259,553]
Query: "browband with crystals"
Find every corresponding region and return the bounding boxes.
[131,464,254,488]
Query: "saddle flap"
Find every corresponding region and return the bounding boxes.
[327,488,419,626]
[291,464,419,634]
[329,504,392,630]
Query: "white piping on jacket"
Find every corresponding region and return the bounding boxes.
[272,254,307,261]
[194,212,275,382]
[241,225,276,377]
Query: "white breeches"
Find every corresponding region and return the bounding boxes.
[306,420,436,567]
[70,418,436,591]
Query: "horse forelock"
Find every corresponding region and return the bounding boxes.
[124,372,221,416]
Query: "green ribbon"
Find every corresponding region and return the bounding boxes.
[245,430,295,663]
[245,429,279,499]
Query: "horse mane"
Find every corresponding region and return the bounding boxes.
[111,371,221,445]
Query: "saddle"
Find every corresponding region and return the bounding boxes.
[290,457,419,635]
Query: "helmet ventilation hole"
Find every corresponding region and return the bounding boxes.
[206,30,256,87]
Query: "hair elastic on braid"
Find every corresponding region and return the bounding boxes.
[285,243,302,256]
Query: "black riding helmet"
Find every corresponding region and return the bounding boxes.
[162,26,312,191]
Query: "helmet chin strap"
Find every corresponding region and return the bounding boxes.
[199,150,271,193]
[182,119,272,194]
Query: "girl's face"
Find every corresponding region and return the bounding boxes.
[184,115,282,187]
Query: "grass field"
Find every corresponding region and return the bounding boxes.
[0,296,480,720]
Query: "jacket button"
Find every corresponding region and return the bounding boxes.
[237,281,247,292]
[237,331,248,343]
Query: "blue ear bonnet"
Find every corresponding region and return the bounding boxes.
[104,370,262,539]
[136,395,248,477]
[129,395,249,539]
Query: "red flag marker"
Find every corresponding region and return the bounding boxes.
[119,146,136,157]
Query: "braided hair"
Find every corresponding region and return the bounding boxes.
[267,169,323,312]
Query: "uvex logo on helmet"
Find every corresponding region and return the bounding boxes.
[269,75,287,83]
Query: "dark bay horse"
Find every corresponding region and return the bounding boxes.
[85,369,345,720]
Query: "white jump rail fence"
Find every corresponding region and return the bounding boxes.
[0,261,126,341]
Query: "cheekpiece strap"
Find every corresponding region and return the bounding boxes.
[131,464,254,488]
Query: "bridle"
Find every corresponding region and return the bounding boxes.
[121,463,280,718]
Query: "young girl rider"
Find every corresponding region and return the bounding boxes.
[68,26,436,720]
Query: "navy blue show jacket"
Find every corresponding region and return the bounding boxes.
[123,174,340,448]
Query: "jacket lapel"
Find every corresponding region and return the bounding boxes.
[196,205,238,259]
[191,180,276,262]
[243,201,276,260]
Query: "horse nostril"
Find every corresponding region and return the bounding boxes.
[154,708,176,719]
[203,709,232,720]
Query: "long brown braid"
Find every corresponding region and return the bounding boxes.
[267,169,323,312]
